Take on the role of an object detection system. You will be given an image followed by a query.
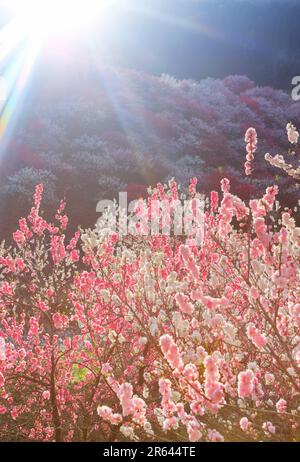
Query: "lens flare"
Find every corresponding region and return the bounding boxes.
[0,0,118,147]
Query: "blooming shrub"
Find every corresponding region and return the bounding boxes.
[0,128,299,442]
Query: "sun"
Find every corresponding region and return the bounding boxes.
[0,0,120,145]
[8,0,115,41]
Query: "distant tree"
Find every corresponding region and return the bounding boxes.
[1,69,299,238]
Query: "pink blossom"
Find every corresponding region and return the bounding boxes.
[238,370,255,398]
[183,363,198,382]
[159,334,183,370]
[262,185,278,210]
[97,405,122,425]
[240,417,249,431]
[188,177,198,197]
[196,346,207,363]
[159,378,173,407]
[163,416,178,432]
[210,191,219,211]
[244,127,257,176]
[253,217,270,248]
[38,300,50,313]
[28,317,39,336]
[175,292,194,315]
[0,337,6,361]
[101,363,113,375]
[179,245,199,279]
[51,236,66,264]
[265,373,275,385]
[208,429,224,442]
[16,258,25,272]
[70,250,79,262]
[53,313,69,329]
[42,391,50,400]
[204,356,224,404]
[263,421,276,435]
[34,184,43,208]
[249,286,260,299]
[119,383,133,417]
[246,323,267,349]
[220,178,230,193]
[276,399,287,414]
[289,303,300,328]
[131,397,147,425]
[13,230,26,245]
[286,122,299,144]
[188,426,202,442]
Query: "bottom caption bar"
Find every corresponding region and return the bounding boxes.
[0,441,293,458]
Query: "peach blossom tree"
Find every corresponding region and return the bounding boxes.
[0,127,299,442]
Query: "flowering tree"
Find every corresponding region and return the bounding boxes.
[0,127,299,442]
[265,123,300,180]
[2,70,300,239]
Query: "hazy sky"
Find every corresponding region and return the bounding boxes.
[1,0,300,89]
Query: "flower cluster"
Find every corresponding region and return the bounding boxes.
[0,126,299,442]
[265,122,300,180]
[244,127,257,176]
